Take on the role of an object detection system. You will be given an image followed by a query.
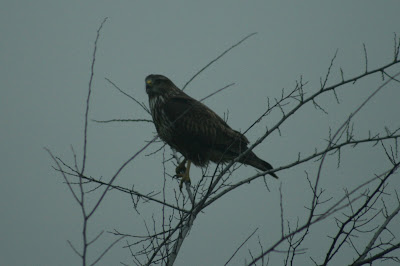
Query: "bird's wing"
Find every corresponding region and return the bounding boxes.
[163,94,249,147]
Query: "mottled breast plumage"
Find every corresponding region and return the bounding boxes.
[149,95,174,143]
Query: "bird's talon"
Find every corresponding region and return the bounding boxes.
[175,159,187,175]
[179,176,191,191]
[175,165,186,176]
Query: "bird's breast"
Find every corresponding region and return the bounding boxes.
[149,96,174,142]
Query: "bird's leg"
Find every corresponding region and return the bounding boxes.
[175,158,187,176]
[179,160,191,190]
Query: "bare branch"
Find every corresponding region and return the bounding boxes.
[92,118,153,123]
[82,17,108,175]
[225,228,259,266]
[90,235,126,266]
[104,77,150,115]
[182,32,257,91]
[363,43,368,73]
[353,202,400,264]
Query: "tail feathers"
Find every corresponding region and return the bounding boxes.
[239,152,278,179]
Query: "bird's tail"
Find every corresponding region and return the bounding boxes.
[239,151,278,179]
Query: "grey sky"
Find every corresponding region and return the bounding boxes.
[1,1,400,265]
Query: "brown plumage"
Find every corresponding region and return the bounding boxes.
[145,74,278,182]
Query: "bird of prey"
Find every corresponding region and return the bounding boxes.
[145,74,278,189]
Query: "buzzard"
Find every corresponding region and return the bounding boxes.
[145,74,278,188]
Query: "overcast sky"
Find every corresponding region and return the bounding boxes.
[1,1,400,265]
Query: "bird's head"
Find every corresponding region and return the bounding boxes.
[145,74,178,97]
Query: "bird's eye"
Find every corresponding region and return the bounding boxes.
[146,79,153,85]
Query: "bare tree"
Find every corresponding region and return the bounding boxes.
[47,19,400,265]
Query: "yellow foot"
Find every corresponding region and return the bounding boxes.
[177,160,191,191]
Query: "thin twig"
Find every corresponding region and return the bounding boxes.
[225,228,259,266]
[92,118,153,123]
[105,77,150,114]
[82,17,108,175]
[182,32,257,91]
[90,235,126,266]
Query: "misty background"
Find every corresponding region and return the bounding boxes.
[1,1,400,265]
